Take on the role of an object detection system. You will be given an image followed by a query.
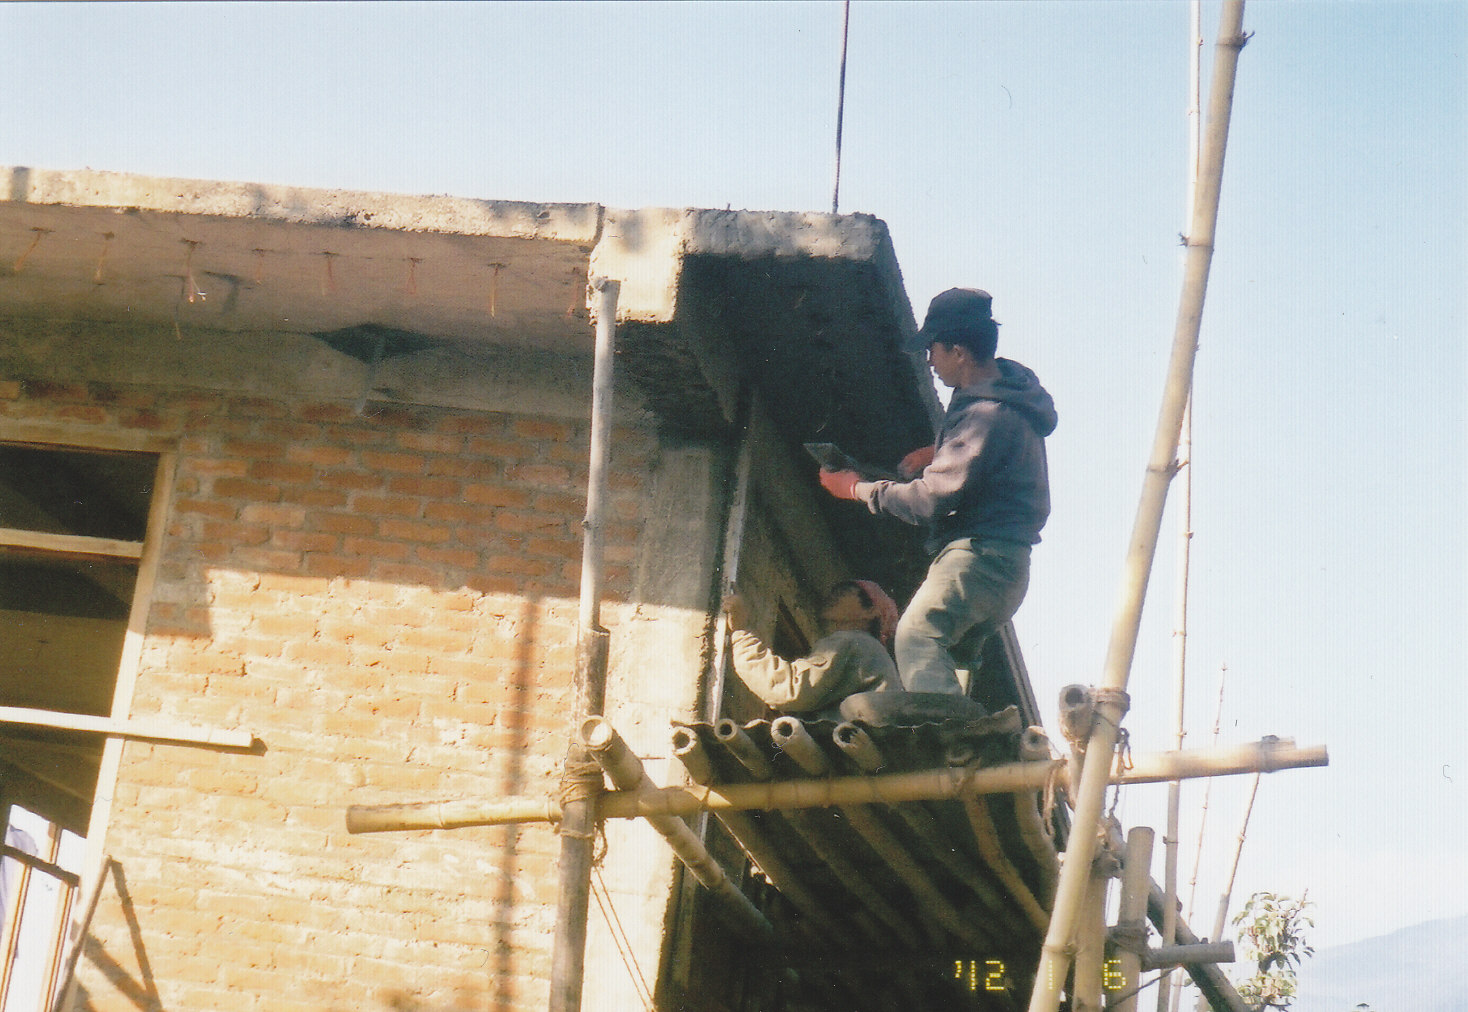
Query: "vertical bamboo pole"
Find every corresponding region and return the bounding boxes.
[1071,854,1112,1012]
[1185,665,1227,922]
[1115,827,1155,1012]
[1160,400,1193,1012]
[1210,771,1261,945]
[1159,11,1205,1011]
[549,277,621,1012]
[1026,5,1248,1009]
[1177,664,1225,1012]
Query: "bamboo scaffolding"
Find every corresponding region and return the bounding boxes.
[1209,771,1261,946]
[344,737,1326,834]
[1026,5,1248,1008]
[47,857,111,1012]
[1148,882,1249,1012]
[1160,11,1206,1012]
[705,721,929,945]
[671,726,866,948]
[834,724,1016,953]
[549,277,620,1012]
[1071,831,1120,1012]
[1179,664,1226,1012]
[0,706,252,749]
[1011,792,1060,903]
[962,796,1050,934]
[1144,942,1232,972]
[771,718,959,949]
[716,718,775,780]
[1113,828,1155,1012]
[582,718,773,944]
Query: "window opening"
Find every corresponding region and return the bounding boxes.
[0,442,158,1008]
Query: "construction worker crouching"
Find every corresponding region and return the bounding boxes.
[722,580,902,720]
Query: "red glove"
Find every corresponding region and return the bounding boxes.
[899,444,936,478]
[818,468,861,500]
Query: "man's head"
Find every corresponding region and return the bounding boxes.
[914,287,999,361]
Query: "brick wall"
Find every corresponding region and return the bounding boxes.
[3,379,655,1012]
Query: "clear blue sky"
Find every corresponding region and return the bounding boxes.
[5,0,1464,963]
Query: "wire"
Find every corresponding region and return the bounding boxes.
[831,1,850,214]
[590,838,655,1011]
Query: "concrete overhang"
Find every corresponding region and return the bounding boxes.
[1,168,936,456]
[0,166,605,352]
[1,168,941,593]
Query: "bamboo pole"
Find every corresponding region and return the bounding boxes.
[1026,5,1248,1008]
[716,718,774,781]
[1185,666,1227,922]
[1148,882,1250,1012]
[581,718,773,943]
[671,727,865,947]
[962,797,1050,935]
[1160,369,1193,1012]
[0,706,252,749]
[834,723,1013,949]
[1144,942,1232,971]
[1179,663,1226,1012]
[1209,771,1261,946]
[1160,9,1205,1011]
[47,857,112,1012]
[344,738,1325,834]
[549,277,620,1012]
[772,718,958,948]
[1071,854,1111,1012]
[1113,828,1155,1012]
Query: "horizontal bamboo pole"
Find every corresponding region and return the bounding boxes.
[582,718,773,944]
[1142,941,1233,970]
[345,738,1326,835]
[774,717,976,949]
[0,705,253,748]
[0,526,144,559]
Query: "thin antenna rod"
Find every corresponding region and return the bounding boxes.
[832,1,851,214]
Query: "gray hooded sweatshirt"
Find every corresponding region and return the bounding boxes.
[856,358,1057,554]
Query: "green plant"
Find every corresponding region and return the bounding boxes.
[1232,891,1314,1008]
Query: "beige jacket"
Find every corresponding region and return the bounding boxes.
[730,628,900,717]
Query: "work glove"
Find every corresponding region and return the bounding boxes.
[899,444,936,479]
[818,468,861,501]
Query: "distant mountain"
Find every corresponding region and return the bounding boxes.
[1291,913,1468,1012]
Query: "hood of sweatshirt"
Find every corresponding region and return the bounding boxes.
[949,358,1058,437]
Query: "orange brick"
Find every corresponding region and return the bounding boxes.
[287,443,353,466]
[351,494,422,518]
[342,536,411,561]
[416,545,480,569]
[213,477,283,502]
[462,483,530,508]
[249,459,316,483]
[386,473,462,498]
[318,469,384,492]
[361,449,426,473]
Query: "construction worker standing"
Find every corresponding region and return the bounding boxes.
[818,288,1056,696]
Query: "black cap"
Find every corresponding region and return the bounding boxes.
[908,288,995,351]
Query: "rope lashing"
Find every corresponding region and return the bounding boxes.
[555,755,605,840]
[1091,686,1132,723]
[1107,919,1150,955]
